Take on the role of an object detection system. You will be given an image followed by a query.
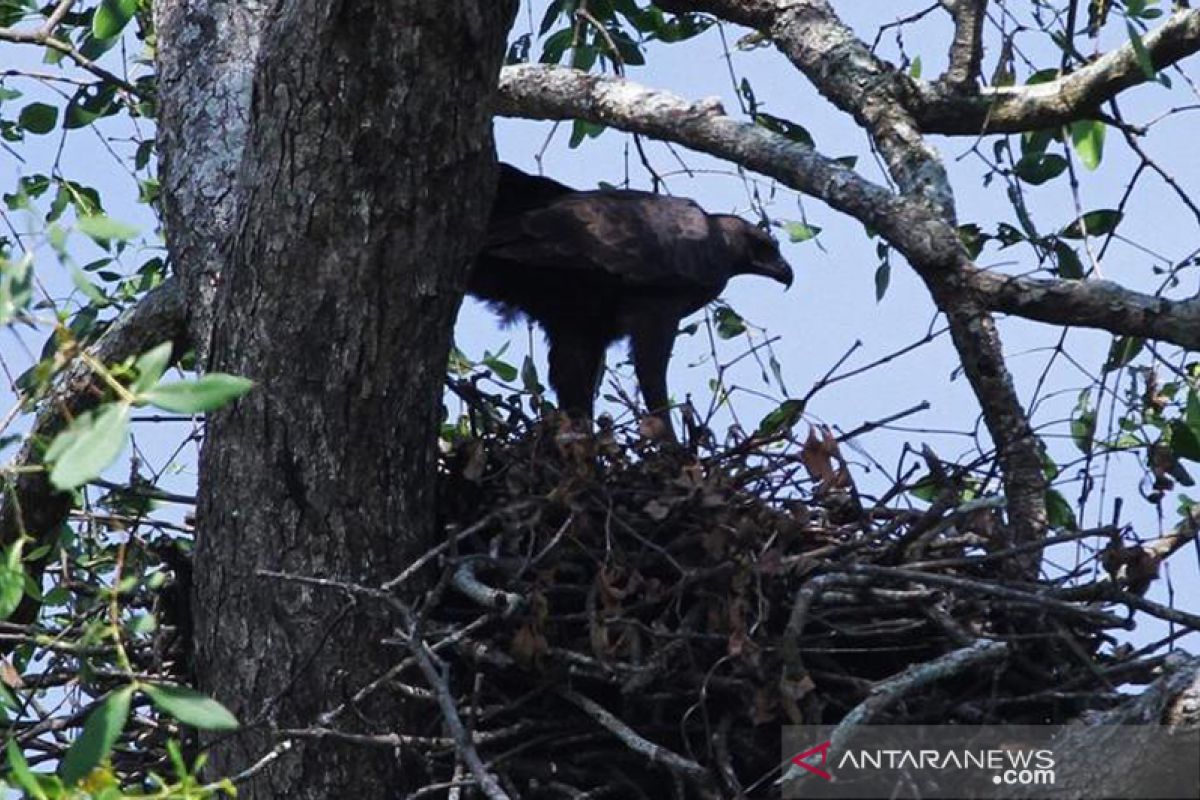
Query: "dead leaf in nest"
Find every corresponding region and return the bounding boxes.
[779,671,816,703]
[554,416,596,464]
[510,624,548,669]
[0,658,24,688]
[674,463,705,490]
[701,526,729,559]
[589,615,612,658]
[1101,540,1159,595]
[643,498,672,522]
[613,621,644,661]
[729,627,748,657]
[638,415,672,441]
[801,425,851,493]
[462,440,487,483]
[757,547,784,576]
[752,686,779,725]
[597,567,643,613]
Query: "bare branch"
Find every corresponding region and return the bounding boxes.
[914,8,1200,133]
[660,1,1200,134]
[970,269,1200,351]
[0,12,144,97]
[496,65,940,260]
[559,689,709,779]
[939,0,988,89]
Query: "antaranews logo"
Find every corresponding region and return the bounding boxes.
[790,740,832,781]
[781,725,1199,799]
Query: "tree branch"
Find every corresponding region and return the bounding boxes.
[0,8,145,97]
[915,8,1200,132]
[939,0,988,89]
[0,279,187,629]
[648,3,1049,570]
[660,1,1200,135]
[969,269,1200,350]
[663,0,953,211]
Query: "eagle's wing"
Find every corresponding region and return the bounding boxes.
[484,191,727,289]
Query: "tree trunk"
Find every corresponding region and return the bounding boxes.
[188,2,515,795]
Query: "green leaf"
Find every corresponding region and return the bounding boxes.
[6,738,48,800]
[69,263,110,308]
[482,354,518,382]
[131,342,174,394]
[0,251,34,325]
[59,686,133,786]
[1061,209,1123,239]
[93,0,139,39]
[713,305,746,339]
[64,83,119,129]
[139,374,253,413]
[77,214,139,244]
[1053,241,1085,279]
[540,27,574,64]
[48,402,132,490]
[17,102,57,134]
[143,683,239,731]
[957,224,986,260]
[1185,388,1200,432]
[568,119,605,148]
[756,399,804,436]
[1104,336,1144,371]
[1013,153,1068,185]
[753,113,814,147]
[908,55,922,79]
[1069,120,1106,170]
[520,355,542,394]
[1172,420,1200,462]
[1045,489,1077,529]
[1127,21,1156,80]
[0,541,25,621]
[782,221,820,243]
[1071,390,1096,454]
[873,261,891,301]
[447,345,473,377]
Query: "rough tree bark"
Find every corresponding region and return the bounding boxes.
[172,2,516,795]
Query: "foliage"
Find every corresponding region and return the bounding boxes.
[0,3,244,797]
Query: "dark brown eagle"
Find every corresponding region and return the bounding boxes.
[468,164,793,433]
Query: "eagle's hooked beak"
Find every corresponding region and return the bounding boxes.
[756,255,794,289]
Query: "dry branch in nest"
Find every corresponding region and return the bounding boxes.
[370,387,1200,798]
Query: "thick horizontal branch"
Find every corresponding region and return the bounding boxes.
[659,0,1200,134]
[915,7,1200,133]
[499,63,1200,350]
[496,64,959,269]
[969,268,1200,350]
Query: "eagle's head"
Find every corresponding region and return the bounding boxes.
[713,215,794,288]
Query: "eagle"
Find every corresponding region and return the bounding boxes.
[468,164,793,434]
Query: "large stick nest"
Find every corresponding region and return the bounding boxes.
[400,392,1198,798]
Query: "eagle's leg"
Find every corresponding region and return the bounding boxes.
[628,312,679,439]
[547,327,607,424]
